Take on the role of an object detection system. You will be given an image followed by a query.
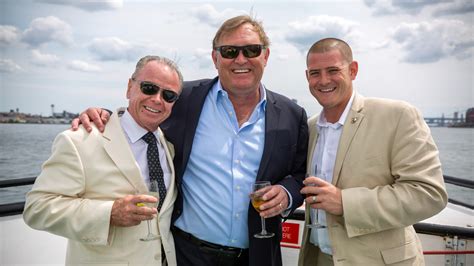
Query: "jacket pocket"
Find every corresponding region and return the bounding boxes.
[380,239,418,264]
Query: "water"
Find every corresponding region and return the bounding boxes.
[0,124,473,205]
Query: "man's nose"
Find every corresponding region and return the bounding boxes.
[234,50,248,63]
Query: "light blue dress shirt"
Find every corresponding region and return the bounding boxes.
[174,80,267,248]
[310,91,354,255]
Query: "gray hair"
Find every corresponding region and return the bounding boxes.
[131,55,184,89]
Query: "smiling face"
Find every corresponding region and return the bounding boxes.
[306,48,358,122]
[126,60,181,132]
[212,23,270,98]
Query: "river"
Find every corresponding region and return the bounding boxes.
[0,124,472,205]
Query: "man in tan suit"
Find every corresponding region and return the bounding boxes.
[298,38,448,265]
[23,55,182,265]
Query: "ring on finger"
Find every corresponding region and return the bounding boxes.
[312,195,317,203]
[279,202,283,209]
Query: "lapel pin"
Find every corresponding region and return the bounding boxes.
[351,117,358,124]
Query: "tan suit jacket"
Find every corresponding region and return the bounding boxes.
[23,108,177,266]
[298,94,447,265]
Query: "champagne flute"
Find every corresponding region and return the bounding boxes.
[139,180,160,241]
[250,181,275,238]
[306,171,327,229]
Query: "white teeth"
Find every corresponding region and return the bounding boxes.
[233,69,250,73]
[144,106,160,113]
[319,87,336,93]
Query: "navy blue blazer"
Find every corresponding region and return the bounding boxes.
[161,77,308,266]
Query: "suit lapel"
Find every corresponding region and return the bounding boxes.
[307,116,319,174]
[180,78,216,176]
[157,128,177,213]
[103,109,148,193]
[256,91,280,180]
[332,94,365,185]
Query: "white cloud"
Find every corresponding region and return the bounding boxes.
[21,16,73,47]
[88,37,144,61]
[433,0,474,16]
[190,4,247,28]
[285,15,361,53]
[0,59,22,72]
[67,60,101,72]
[390,19,473,63]
[37,0,123,12]
[0,25,20,45]
[365,0,473,16]
[31,49,60,66]
[391,0,447,13]
[191,48,213,68]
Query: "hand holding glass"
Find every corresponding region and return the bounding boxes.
[250,181,275,238]
[138,183,160,241]
[306,174,326,229]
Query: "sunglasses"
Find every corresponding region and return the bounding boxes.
[133,79,179,103]
[215,44,266,59]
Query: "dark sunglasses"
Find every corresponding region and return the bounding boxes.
[215,44,266,59]
[133,79,179,103]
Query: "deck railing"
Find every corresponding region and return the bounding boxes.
[1,175,473,239]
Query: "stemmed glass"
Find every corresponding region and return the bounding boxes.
[250,181,275,238]
[306,171,327,229]
[139,180,160,241]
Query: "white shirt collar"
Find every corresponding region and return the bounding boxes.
[120,109,161,144]
[317,90,355,129]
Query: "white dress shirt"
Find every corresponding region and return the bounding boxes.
[119,109,171,190]
[310,91,355,255]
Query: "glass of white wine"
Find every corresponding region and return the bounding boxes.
[138,180,160,241]
[250,181,275,238]
[306,169,327,229]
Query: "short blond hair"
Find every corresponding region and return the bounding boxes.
[212,15,270,48]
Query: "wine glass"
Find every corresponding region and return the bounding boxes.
[306,172,327,229]
[138,181,160,241]
[250,181,275,238]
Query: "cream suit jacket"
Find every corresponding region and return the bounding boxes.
[298,94,447,265]
[23,108,177,266]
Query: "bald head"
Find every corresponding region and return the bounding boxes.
[306,38,353,65]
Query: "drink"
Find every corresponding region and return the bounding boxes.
[251,197,265,212]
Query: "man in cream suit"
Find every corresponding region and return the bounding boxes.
[23,55,182,266]
[298,38,448,265]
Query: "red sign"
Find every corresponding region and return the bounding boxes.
[281,222,299,244]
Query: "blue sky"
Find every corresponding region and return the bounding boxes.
[1,0,472,117]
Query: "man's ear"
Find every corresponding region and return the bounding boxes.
[349,61,358,80]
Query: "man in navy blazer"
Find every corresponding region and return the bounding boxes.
[161,76,308,266]
[73,15,308,266]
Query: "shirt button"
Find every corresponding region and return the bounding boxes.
[154,254,160,260]
[235,160,240,164]
[236,185,241,190]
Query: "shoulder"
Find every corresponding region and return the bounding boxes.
[361,97,423,121]
[183,78,215,90]
[266,89,305,113]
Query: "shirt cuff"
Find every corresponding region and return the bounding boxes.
[278,185,293,217]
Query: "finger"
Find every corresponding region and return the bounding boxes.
[86,108,105,132]
[70,118,79,131]
[134,206,158,216]
[80,113,93,132]
[300,186,319,195]
[131,194,158,204]
[100,110,110,123]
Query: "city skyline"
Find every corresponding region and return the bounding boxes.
[1,0,473,117]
